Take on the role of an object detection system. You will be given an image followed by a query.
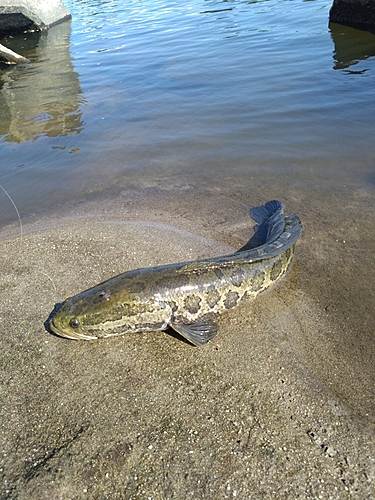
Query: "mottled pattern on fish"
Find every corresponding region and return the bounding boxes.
[49,201,302,346]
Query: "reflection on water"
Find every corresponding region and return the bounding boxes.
[0,0,374,231]
[330,22,375,71]
[0,21,84,143]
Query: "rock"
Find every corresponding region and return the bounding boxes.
[329,0,375,30]
[0,0,71,34]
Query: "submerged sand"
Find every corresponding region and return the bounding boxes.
[1,191,374,499]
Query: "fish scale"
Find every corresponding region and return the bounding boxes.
[49,201,302,346]
[162,247,294,325]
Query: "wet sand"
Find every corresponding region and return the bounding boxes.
[1,187,374,499]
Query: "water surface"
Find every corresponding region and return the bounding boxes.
[0,0,375,227]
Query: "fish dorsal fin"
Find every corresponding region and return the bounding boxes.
[170,320,218,346]
[178,212,301,274]
[177,260,224,273]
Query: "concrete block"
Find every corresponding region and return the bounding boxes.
[0,0,71,34]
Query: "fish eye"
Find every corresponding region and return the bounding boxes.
[70,318,80,329]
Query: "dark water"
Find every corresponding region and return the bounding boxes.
[0,0,375,227]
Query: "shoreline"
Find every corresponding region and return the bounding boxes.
[1,190,374,497]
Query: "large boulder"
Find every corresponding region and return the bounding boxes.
[0,0,70,34]
[329,0,375,29]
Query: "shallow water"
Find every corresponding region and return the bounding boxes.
[0,0,375,227]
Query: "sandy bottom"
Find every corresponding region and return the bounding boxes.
[1,189,374,499]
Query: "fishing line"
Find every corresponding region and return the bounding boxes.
[0,182,23,244]
[0,183,59,297]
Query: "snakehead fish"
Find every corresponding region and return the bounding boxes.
[49,201,302,346]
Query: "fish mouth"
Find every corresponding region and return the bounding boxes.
[49,318,98,340]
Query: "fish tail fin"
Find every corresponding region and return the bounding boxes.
[250,200,285,245]
[236,200,285,252]
[250,200,284,224]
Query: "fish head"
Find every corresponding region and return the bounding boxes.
[49,277,166,340]
[49,293,100,340]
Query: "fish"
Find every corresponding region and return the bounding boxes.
[49,200,302,346]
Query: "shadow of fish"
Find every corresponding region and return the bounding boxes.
[49,200,302,346]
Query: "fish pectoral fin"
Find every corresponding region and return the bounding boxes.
[170,320,218,347]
